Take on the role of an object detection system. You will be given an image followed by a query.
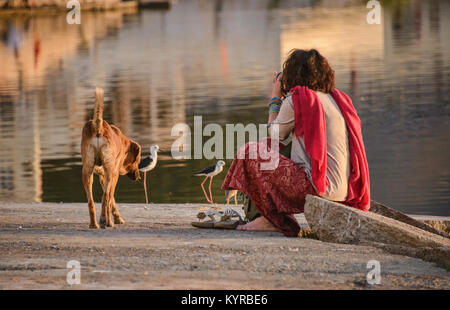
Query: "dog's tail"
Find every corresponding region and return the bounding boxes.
[93,87,104,136]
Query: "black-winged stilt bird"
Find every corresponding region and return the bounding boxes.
[138,144,160,204]
[192,160,225,204]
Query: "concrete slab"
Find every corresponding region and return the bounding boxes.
[0,201,449,289]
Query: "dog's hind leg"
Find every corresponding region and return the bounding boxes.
[99,174,124,225]
[82,166,99,229]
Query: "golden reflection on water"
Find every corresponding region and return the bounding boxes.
[0,0,448,215]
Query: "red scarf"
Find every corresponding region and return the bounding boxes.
[291,86,370,211]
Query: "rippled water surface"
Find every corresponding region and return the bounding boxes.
[0,0,449,215]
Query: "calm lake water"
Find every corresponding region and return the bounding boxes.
[0,0,448,215]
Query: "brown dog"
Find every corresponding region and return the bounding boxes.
[81,88,141,229]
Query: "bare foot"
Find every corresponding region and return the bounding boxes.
[237,216,278,232]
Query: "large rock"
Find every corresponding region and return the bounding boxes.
[370,200,449,238]
[304,195,450,252]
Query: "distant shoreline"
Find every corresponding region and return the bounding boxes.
[0,0,138,15]
[0,0,173,15]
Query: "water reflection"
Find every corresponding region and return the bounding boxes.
[0,0,448,215]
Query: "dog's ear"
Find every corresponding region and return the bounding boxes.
[126,140,141,165]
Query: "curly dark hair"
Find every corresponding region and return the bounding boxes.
[281,49,335,95]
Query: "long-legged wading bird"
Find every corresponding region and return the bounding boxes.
[192,160,226,204]
[138,144,160,204]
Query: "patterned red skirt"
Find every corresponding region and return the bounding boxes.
[221,138,317,237]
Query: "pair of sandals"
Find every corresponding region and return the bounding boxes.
[191,207,247,230]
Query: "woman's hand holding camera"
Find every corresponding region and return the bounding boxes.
[268,71,283,123]
[271,71,282,98]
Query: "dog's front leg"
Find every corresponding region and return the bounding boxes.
[111,197,125,224]
[99,175,124,225]
[100,173,120,228]
[108,174,121,225]
[100,174,115,229]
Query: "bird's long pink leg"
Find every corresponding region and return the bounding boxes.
[143,171,148,204]
[208,176,214,204]
[201,176,211,204]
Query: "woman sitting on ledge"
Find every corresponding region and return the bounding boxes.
[221,49,371,237]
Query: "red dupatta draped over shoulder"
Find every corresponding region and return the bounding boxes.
[290,86,371,211]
